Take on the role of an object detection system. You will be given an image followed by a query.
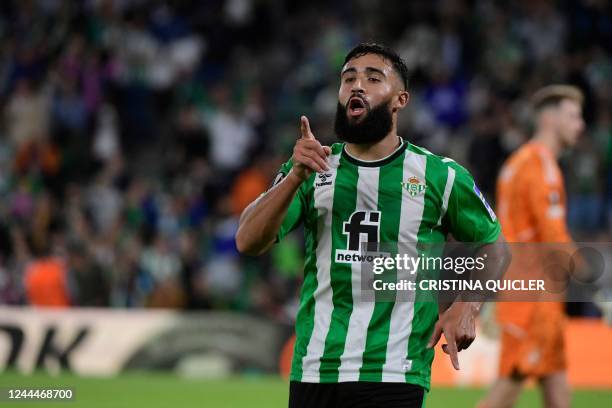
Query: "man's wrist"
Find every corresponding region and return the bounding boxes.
[287,168,307,186]
[451,296,482,315]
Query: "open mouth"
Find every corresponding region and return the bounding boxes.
[348,97,367,118]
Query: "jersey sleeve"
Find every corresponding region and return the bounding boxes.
[444,165,501,243]
[527,159,571,243]
[274,159,306,242]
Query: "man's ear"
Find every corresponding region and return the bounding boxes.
[393,91,410,112]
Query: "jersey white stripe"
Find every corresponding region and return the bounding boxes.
[337,166,380,381]
[381,150,427,381]
[436,166,456,227]
[300,153,341,382]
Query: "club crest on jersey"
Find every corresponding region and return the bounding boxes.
[473,183,497,222]
[401,176,427,197]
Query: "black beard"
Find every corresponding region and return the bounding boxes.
[334,99,393,144]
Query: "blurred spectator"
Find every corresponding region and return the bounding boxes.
[567,135,603,234]
[204,196,242,305]
[230,154,280,217]
[92,102,121,164]
[66,240,109,307]
[423,66,468,129]
[517,1,566,62]
[5,79,49,147]
[467,106,508,196]
[205,83,255,174]
[24,239,70,308]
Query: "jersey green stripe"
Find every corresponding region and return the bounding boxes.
[406,153,447,387]
[318,157,359,381]
[291,177,318,380]
[358,153,405,381]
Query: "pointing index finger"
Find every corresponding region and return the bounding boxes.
[300,116,315,140]
[444,334,460,370]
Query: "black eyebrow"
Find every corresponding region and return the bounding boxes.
[341,67,387,77]
[365,67,386,77]
[341,67,357,76]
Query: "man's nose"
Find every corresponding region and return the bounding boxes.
[350,78,365,94]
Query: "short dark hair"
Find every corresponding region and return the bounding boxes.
[531,84,584,112]
[343,42,409,90]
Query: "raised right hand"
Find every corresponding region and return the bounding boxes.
[291,116,332,181]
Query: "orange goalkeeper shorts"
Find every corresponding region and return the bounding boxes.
[498,303,566,379]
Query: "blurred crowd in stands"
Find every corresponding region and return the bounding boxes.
[0,0,611,318]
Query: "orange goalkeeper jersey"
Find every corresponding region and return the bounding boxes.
[496,140,570,327]
[496,140,571,244]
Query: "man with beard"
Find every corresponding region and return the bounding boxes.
[236,43,509,407]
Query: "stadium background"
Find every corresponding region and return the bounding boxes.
[0,0,611,407]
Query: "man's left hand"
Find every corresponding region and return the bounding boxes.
[426,302,481,370]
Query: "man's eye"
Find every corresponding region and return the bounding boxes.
[368,77,381,82]
[344,77,355,83]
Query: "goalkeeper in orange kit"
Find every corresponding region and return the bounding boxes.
[479,85,585,408]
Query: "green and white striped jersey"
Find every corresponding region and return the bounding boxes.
[275,138,500,391]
